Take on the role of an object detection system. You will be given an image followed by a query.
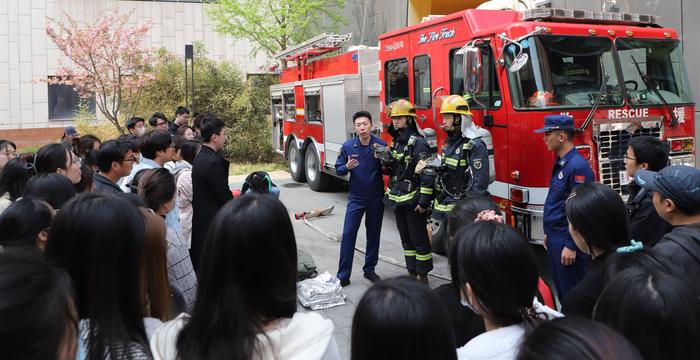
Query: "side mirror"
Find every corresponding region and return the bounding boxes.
[463,45,483,95]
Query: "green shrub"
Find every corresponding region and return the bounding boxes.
[133,44,278,162]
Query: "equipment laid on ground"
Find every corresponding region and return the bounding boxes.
[297,271,347,310]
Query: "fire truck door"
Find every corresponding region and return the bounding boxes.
[322,82,347,167]
[443,41,509,187]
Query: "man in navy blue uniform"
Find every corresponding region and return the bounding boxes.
[535,115,594,300]
[335,111,387,287]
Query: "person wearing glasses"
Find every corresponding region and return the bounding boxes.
[93,140,137,194]
[0,139,17,172]
[623,136,672,247]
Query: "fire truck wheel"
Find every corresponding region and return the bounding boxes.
[429,217,448,256]
[304,143,331,191]
[288,140,306,182]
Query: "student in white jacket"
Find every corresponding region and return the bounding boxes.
[150,193,340,360]
[451,215,562,360]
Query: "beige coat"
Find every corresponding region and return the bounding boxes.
[174,165,194,248]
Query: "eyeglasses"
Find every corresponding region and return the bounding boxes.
[1,152,17,158]
[624,155,636,161]
[121,156,138,163]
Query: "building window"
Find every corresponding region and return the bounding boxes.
[413,55,431,108]
[47,83,96,121]
[385,58,408,104]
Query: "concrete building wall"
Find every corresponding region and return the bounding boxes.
[0,0,271,130]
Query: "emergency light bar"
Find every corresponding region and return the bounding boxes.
[521,8,657,27]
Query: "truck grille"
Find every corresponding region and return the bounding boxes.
[594,119,663,197]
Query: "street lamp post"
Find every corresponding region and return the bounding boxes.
[185,44,195,113]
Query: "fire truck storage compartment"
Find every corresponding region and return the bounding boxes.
[300,74,365,171]
[271,91,285,153]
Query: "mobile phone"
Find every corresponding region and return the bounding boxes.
[350,154,359,159]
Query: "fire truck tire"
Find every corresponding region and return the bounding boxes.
[288,141,306,182]
[430,217,448,256]
[304,143,331,191]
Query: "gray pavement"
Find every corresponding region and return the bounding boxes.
[230,171,450,359]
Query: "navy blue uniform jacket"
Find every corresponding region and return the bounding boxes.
[335,135,386,200]
[544,148,594,249]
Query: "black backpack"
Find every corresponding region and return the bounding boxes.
[241,171,276,194]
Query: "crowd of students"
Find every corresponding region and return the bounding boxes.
[0,110,699,359]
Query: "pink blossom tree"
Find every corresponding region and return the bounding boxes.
[45,9,155,133]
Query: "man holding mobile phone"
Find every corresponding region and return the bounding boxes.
[335,111,387,287]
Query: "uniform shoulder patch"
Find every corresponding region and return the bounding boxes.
[574,175,586,183]
[473,159,482,170]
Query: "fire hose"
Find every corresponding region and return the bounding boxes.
[296,206,452,282]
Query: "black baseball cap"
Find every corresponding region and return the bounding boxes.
[635,165,700,208]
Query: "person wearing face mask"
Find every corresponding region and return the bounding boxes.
[379,99,434,283]
[451,220,561,360]
[126,117,147,137]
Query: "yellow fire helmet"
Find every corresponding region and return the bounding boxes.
[388,99,417,118]
[440,94,472,116]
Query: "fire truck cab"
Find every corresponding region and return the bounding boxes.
[271,7,696,244]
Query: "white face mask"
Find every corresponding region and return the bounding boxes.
[136,127,146,136]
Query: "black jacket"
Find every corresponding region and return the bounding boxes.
[561,252,611,319]
[93,173,123,194]
[654,222,700,296]
[432,284,485,347]
[627,182,673,247]
[191,145,233,271]
[382,128,433,208]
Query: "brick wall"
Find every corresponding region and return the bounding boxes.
[0,127,64,151]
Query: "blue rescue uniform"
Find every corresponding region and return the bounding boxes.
[544,148,594,299]
[335,135,386,282]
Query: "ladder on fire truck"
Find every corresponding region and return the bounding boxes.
[274,33,352,63]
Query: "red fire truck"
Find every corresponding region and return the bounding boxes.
[270,7,695,243]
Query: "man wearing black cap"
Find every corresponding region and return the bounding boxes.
[536,115,594,300]
[636,165,700,294]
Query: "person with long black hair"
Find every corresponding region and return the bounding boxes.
[351,276,457,360]
[594,267,700,360]
[151,193,340,360]
[0,198,53,251]
[0,250,78,360]
[517,317,642,360]
[561,182,630,318]
[452,221,561,359]
[35,143,82,184]
[23,173,77,210]
[45,193,152,359]
[138,168,197,310]
[0,156,33,213]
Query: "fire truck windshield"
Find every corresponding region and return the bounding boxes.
[506,35,623,109]
[616,38,693,106]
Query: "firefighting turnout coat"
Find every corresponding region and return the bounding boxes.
[382,127,434,208]
[432,132,490,219]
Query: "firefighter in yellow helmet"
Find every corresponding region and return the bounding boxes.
[430,95,490,254]
[377,99,435,282]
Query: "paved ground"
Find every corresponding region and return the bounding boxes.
[229,171,552,359]
[230,171,450,359]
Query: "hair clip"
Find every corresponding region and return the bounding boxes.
[616,240,643,253]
